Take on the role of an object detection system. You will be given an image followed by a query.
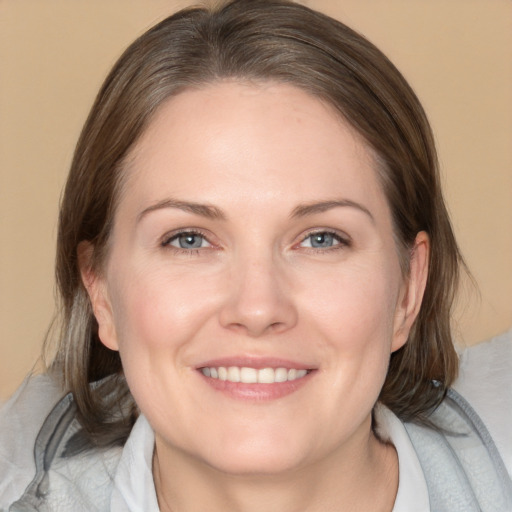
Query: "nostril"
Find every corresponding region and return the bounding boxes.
[269,321,286,332]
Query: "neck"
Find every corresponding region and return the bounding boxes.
[153,428,398,512]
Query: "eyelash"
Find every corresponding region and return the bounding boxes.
[160,228,351,256]
[161,229,214,256]
[298,230,351,252]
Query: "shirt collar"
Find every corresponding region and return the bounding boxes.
[110,415,159,511]
[375,405,430,512]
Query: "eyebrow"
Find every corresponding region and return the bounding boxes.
[291,200,374,223]
[137,198,226,222]
[137,198,374,224]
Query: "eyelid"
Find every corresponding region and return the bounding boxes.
[159,227,350,252]
[295,228,352,249]
[161,228,216,249]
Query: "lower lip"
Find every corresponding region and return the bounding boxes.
[198,371,314,401]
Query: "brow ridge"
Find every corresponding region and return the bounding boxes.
[137,198,226,222]
[291,200,374,222]
[138,198,373,223]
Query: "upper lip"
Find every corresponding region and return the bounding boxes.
[196,356,315,370]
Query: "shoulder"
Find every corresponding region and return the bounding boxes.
[453,328,512,477]
[0,373,65,508]
[0,374,122,511]
[400,330,512,511]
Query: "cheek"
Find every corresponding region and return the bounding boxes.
[284,260,402,450]
[106,264,219,372]
[302,259,400,348]
[105,267,218,414]
[299,258,401,410]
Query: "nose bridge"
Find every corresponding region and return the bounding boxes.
[219,245,297,336]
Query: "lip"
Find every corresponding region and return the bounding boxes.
[196,356,316,401]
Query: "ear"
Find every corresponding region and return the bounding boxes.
[391,231,430,352]
[77,241,119,351]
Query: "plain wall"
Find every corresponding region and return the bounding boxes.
[1,0,511,400]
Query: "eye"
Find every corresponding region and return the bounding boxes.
[299,231,348,249]
[164,231,212,250]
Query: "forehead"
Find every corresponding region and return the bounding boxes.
[119,81,388,219]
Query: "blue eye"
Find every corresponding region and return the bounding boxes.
[166,232,211,249]
[300,232,344,249]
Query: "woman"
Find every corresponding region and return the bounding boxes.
[1,0,511,510]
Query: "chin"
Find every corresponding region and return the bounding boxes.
[206,450,305,476]
[196,430,312,476]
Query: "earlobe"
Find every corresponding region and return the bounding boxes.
[391,231,430,352]
[77,241,119,352]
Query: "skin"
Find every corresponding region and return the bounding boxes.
[81,82,429,511]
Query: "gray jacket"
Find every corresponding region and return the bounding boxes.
[2,330,512,512]
[5,386,512,512]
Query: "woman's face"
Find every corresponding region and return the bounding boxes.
[84,82,427,475]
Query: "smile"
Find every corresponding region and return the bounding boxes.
[200,366,309,384]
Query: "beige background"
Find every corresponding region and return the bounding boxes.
[1,0,511,401]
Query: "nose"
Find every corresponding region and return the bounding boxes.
[218,254,298,337]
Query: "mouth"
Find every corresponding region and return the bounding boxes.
[196,359,315,401]
[200,366,310,383]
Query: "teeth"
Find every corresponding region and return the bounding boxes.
[200,366,309,383]
[218,367,228,381]
[240,367,258,384]
[275,368,288,382]
[258,367,275,384]
[227,366,240,382]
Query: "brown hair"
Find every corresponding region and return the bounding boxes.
[49,0,461,447]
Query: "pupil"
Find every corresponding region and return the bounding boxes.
[180,234,201,248]
[312,233,332,247]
